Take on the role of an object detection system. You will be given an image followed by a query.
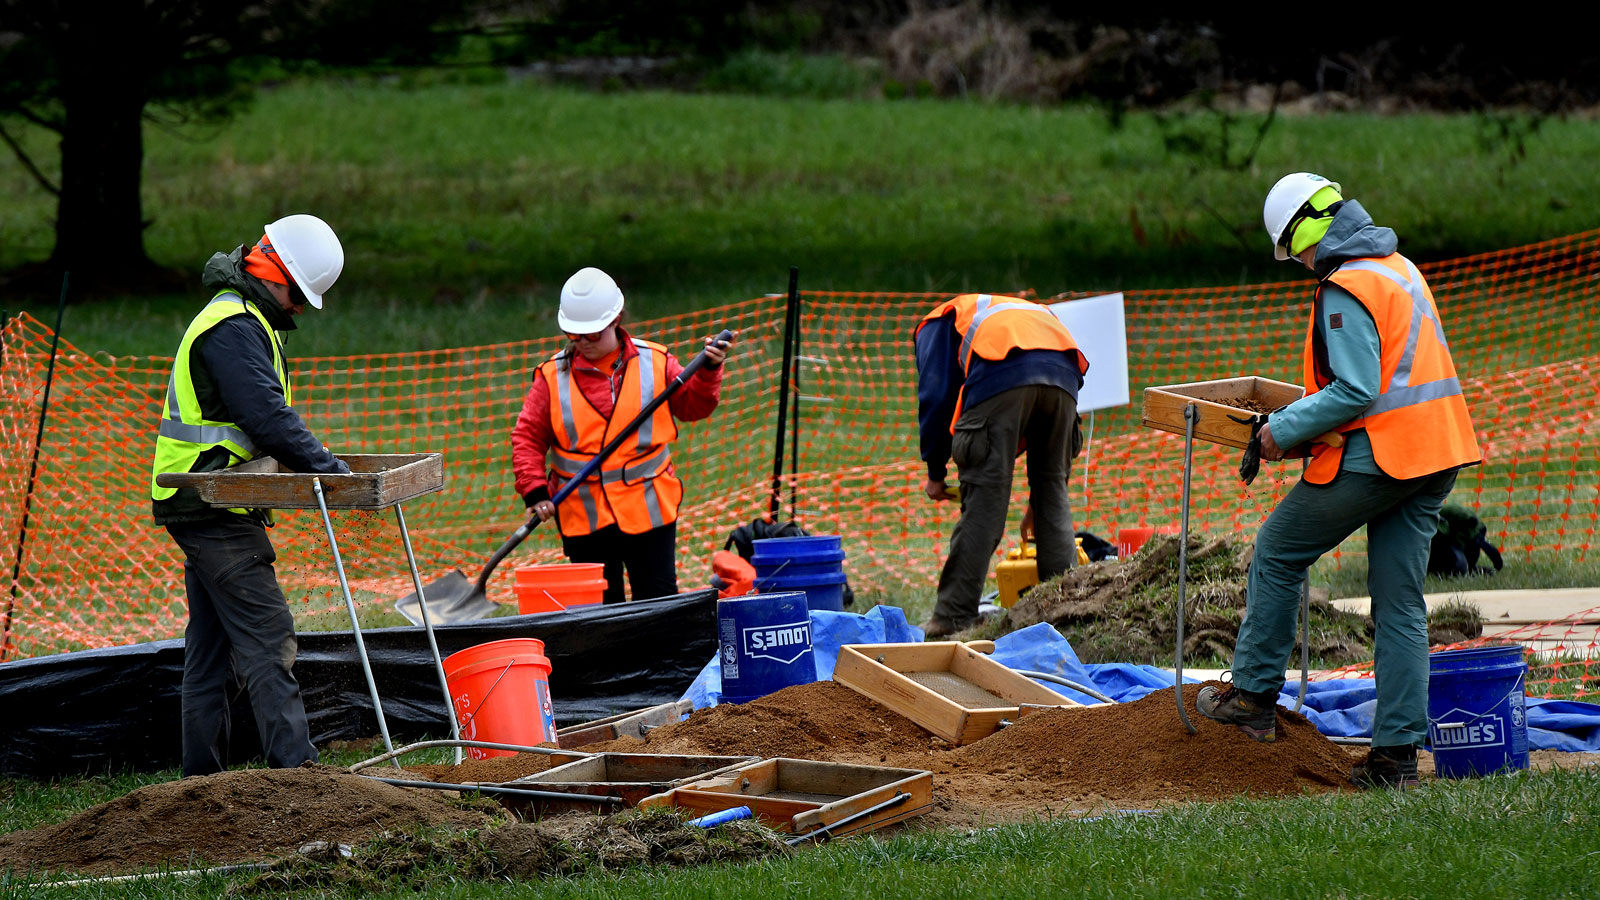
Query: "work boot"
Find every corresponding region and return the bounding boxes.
[919,617,964,639]
[1195,683,1278,742]
[1351,745,1420,791]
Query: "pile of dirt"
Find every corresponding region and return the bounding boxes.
[581,681,945,762]
[233,808,787,894]
[934,684,1353,806]
[0,681,1371,878]
[978,532,1374,665]
[0,765,499,878]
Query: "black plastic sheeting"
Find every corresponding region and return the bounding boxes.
[0,590,716,778]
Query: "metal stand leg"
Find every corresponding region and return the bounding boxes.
[1175,403,1198,734]
[394,503,463,764]
[1294,577,1311,713]
[313,477,397,763]
[1294,457,1311,713]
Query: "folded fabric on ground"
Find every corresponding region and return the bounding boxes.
[680,606,1600,752]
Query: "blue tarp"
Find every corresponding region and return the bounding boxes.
[681,605,922,709]
[682,605,1600,753]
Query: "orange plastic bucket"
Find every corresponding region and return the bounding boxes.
[442,638,556,759]
[513,563,607,614]
[1117,526,1155,559]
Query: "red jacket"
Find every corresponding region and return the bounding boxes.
[511,328,723,504]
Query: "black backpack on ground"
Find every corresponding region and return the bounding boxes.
[1428,505,1504,577]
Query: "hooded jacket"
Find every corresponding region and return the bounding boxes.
[152,248,349,525]
[1266,200,1397,474]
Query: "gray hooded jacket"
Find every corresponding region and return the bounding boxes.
[1266,200,1399,474]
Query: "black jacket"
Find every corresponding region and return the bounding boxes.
[153,248,349,525]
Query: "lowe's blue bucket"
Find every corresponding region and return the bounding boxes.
[718,590,816,705]
[751,535,847,612]
[1427,644,1529,779]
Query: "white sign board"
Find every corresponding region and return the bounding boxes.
[1048,292,1129,413]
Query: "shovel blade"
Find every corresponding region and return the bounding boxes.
[395,570,498,626]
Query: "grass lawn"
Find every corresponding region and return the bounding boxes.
[3,764,1597,898]
[4,79,1599,357]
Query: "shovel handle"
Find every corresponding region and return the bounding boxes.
[472,328,735,593]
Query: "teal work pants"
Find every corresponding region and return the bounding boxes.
[1233,466,1457,747]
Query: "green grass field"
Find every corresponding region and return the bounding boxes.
[4,78,1599,357]
[4,764,1597,898]
[5,76,1599,899]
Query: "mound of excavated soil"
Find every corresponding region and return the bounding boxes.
[580,680,946,763]
[935,684,1352,804]
[0,680,1368,877]
[0,765,498,877]
[578,680,1353,826]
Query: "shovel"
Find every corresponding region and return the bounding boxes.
[396,329,735,624]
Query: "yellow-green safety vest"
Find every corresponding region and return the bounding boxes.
[150,290,289,513]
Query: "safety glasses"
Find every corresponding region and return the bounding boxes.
[564,329,608,342]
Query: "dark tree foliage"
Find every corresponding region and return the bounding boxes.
[0,0,762,298]
[0,0,469,297]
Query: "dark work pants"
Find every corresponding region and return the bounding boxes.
[562,521,679,605]
[933,385,1078,626]
[168,516,317,777]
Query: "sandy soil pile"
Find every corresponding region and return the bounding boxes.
[0,765,497,877]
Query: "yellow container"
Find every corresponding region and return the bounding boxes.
[994,539,1088,608]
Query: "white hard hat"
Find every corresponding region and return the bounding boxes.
[1263,172,1341,261]
[558,267,625,334]
[262,214,343,309]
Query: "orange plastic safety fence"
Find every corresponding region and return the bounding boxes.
[2,230,1596,699]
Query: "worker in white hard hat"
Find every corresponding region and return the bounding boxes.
[511,267,737,604]
[1196,174,1480,790]
[150,214,350,777]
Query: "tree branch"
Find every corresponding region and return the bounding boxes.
[10,103,63,133]
[0,119,59,195]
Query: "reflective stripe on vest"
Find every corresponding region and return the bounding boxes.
[1301,253,1480,483]
[957,294,1057,370]
[916,292,1088,433]
[1335,258,1464,417]
[540,340,682,536]
[150,291,289,506]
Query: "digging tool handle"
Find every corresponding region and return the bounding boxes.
[471,329,735,593]
[784,791,911,846]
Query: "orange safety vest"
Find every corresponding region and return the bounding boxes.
[1302,253,1480,484]
[915,293,1089,431]
[537,339,683,536]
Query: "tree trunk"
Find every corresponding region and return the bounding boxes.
[43,5,177,297]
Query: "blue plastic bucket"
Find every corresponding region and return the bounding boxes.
[1427,644,1529,779]
[751,535,846,612]
[717,591,817,704]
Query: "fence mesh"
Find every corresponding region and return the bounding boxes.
[2,230,1596,697]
